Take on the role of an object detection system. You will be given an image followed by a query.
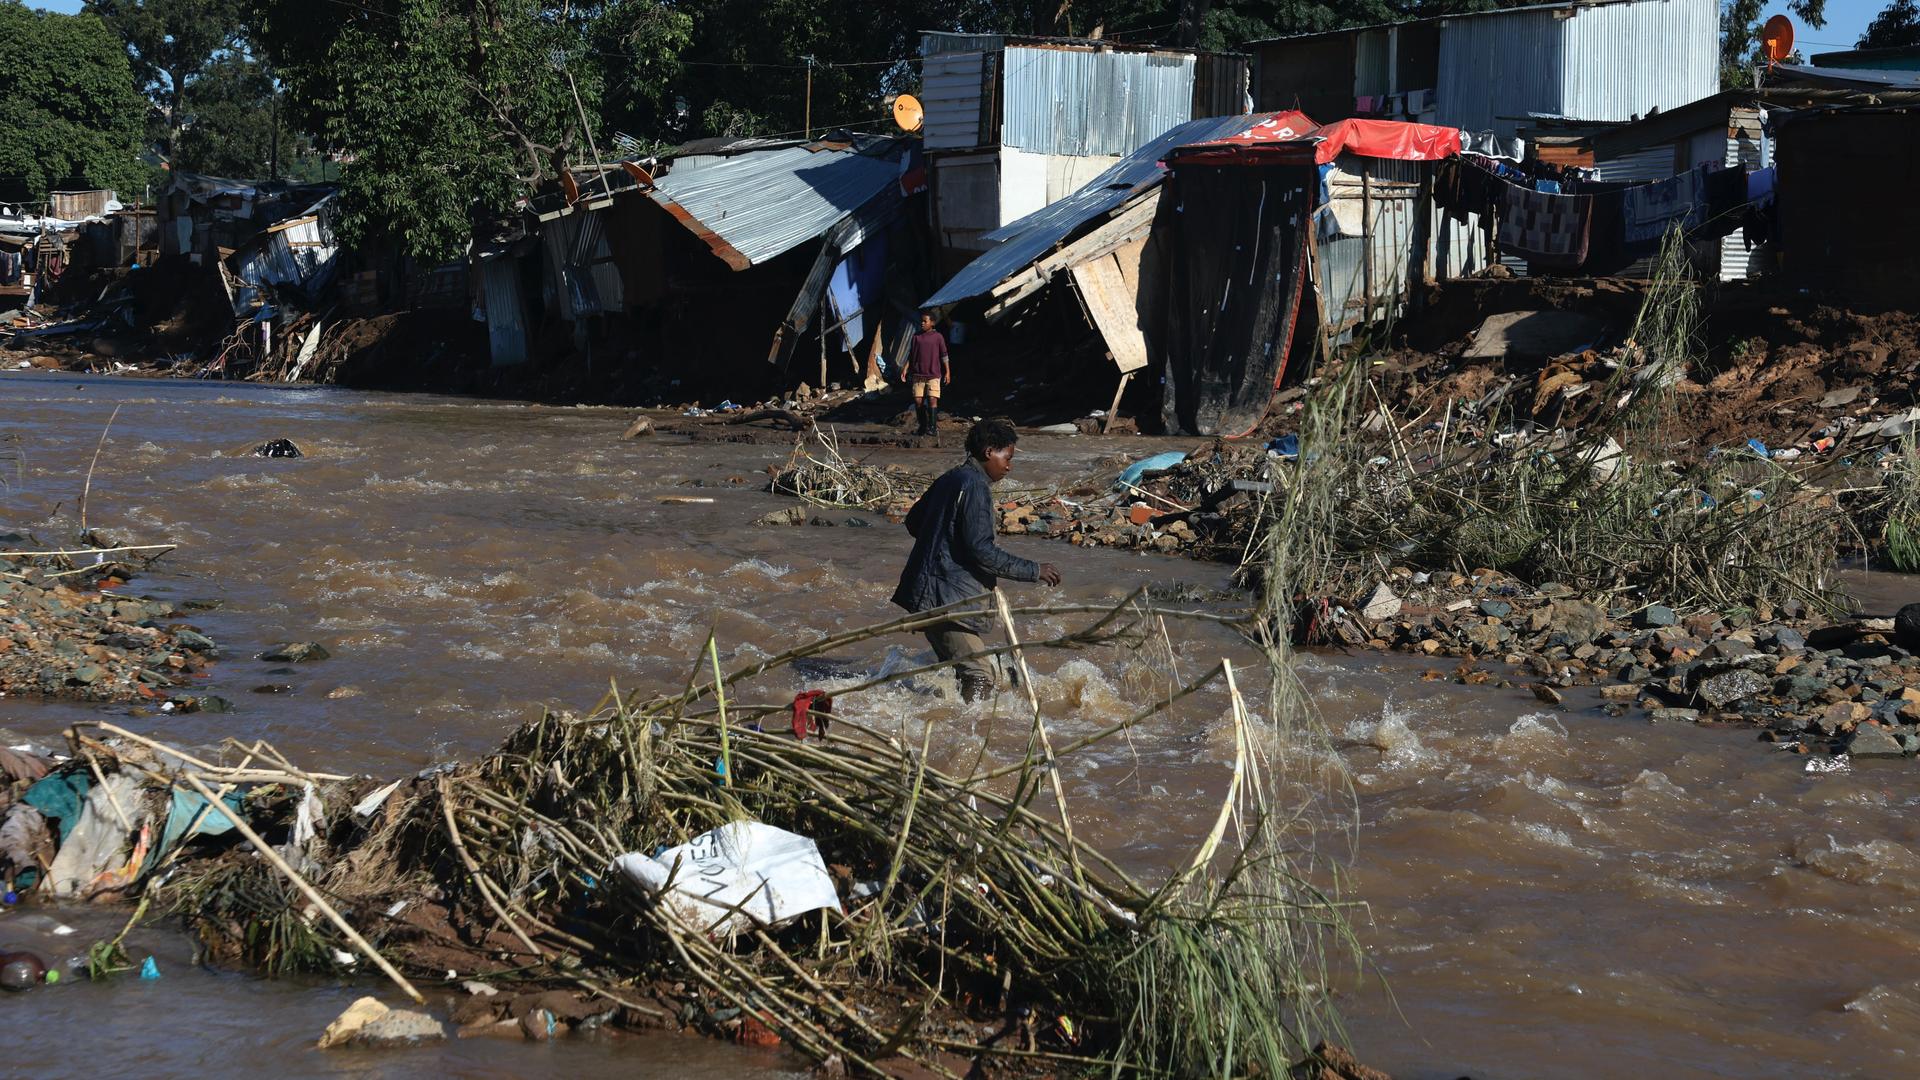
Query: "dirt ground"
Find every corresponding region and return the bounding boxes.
[1348,276,1920,459]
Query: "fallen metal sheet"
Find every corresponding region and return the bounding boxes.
[648,143,904,269]
[923,112,1273,311]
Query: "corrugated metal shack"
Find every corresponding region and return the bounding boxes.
[924,113,1492,434]
[924,113,1306,424]
[1247,0,1719,140]
[482,134,931,395]
[1773,106,1920,306]
[920,31,1250,270]
[1551,91,1774,281]
[1159,119,1466,435]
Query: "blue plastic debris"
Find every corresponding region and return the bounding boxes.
[1117,451,1188,487]
[1267,434,1300,459]
[138,956,159,980]
[1747,437,1769,457]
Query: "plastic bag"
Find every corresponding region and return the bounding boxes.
[612,821,841,937]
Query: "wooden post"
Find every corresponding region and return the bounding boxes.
[1361,167,1375,326]
[1103,371,1133,434]
[862,321,886,391]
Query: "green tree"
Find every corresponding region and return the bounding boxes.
[0,1,150,202]
[1722,0,1826,88]
[174,55,320,179]
[253,0,642,260]
[84,0,246,156]
[1860,0,1920,48]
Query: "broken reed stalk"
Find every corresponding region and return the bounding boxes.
[707,635,732,787]
[438,775,545,961]
[994,587,1090,896]
[79,589,1355,1075]
[0,543,176,559]
[77,404,120,535]
[175,770,424,1003]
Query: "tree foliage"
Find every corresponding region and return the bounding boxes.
[0,1,150,203]
[253,0,619,260]
[1860,0,1920,48]
[174,55,324,180]
[85,0,246,153]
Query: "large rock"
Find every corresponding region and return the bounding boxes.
[261,642,330,663]
[1896,603,1920,652]
[754,506,806,527]
[1845,724,1908,759]
[1360,584,1401,621]
[1695,668,1771,709]
[1546,599,1608,644]
[318,996,446,1049]
[1636,604,1678,629]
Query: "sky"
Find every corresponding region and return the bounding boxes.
[22,0,1898,57]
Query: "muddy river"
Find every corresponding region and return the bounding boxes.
[4,371,1918,1079]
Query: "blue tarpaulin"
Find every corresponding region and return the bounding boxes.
[827,229,890,349]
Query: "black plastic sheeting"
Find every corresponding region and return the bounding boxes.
[1159,163,1316,437]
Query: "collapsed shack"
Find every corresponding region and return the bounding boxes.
[467,132,934,404]
[1158,118,1465,437]
[2,592,1359,1076]
[923,113,1489,436]
[923,112,1302,432]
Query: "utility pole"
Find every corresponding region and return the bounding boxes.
[803,55,817,139]
[269,83,280,180]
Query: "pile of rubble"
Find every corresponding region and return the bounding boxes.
[1310,567,1920,760]
[0,535,217,704]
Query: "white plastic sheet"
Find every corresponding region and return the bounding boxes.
[612,821,842,937]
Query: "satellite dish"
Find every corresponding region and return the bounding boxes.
[1762,15,1794,63]
[892,93,924,133]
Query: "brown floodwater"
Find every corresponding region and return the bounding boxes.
[3,370,1919,1079]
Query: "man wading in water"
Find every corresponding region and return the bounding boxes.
[892,418,1062,701]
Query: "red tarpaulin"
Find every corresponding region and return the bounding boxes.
[1171,116,1462,166]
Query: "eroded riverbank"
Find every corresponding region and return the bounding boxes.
[4,371,1920,1078]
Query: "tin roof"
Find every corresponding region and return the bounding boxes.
[1240,0,1647,46]
[648,138,907,269]
[923,112,1274,309]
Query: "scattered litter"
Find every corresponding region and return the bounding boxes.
[612,821,842,937]
[352,778,406,819]
[1117,451,1189,487]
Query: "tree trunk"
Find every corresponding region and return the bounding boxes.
[166,67,189,158]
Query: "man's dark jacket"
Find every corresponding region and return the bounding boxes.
[892,457,1039,632]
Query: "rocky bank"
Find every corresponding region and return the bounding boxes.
[0,535,218,706]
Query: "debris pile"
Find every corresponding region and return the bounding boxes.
[1,593,1353,1078]
[1300,567,1920,757]
[0,534,216,703]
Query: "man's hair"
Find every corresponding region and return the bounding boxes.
[919,310,935,322]
[966,417,1018,460]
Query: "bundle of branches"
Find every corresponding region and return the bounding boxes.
[768,428,929,512]
[768,429,1064,516]
[68,589,1356,1077]
[1242,229,1855,618]
[1853,435,1920,573]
